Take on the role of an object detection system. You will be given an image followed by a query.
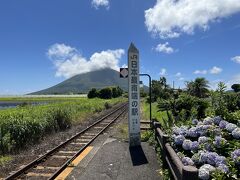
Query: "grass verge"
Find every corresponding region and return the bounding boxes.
[0,97,126,154]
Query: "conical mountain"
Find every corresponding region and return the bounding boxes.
[31,68,128,95]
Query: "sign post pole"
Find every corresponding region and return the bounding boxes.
[128,43,141,147]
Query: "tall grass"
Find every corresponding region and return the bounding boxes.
[0,97,126,153]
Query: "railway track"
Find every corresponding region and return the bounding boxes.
[6,103,128,180]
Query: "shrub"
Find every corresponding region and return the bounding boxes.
[88,88,99,98]
[99,87,113,99]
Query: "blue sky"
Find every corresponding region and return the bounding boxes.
[0,0,240,94]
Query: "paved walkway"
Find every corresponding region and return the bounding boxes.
[65,113,161,180]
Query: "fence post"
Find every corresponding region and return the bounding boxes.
[182,166,198,180]
[153,121,161,151]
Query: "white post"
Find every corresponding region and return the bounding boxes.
[128,43,141,147]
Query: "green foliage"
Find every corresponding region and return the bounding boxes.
[87,88,99,98]
[99,87,113,99]
[88,86,123,99]
[186,77,209,98]
[151,77,172,102]
[0,97,125,153]
[231,84,240,92]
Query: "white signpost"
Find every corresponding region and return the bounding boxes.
[128,43,141,147]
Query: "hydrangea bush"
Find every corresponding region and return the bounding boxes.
[170,116,240,179]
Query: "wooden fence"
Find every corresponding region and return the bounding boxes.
[153,121,198,180]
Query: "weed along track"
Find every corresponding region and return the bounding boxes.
[6,103,128,180]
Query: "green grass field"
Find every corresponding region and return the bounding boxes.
[0,97,126,154]
[142,99,168,125]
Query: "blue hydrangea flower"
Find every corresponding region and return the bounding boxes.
[206,152,219,165]
[219,120,229,129]
[232,128,240,139]
[216,164,229,173]
[174,135,185,145]
[203,142,213,151]
[200,152,208,163]
[213,116,222,125]
[225,123,237,132]
[182,139,192,150]
[215,156,227,166]
[199,164,215,180]
[213,136,227,148]
[203,117,214,125]
[187,127,199,137]
[182,157,194,166]
[192,119,199,125]
[198,136,209,144]
[191,141,199,151]
[231,149,240,165]
[213,128,222,136]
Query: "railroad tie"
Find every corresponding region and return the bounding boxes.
[58,151,78,154]
[70,142,87,145]
[52,155,72,159]
[26,172,52,177]
[76,138,92,142]
[34,166,59,170]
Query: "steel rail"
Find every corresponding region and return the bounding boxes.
[49,106,127,179]
[5,103,127,180]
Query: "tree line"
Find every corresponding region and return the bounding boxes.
[88,86,123,99]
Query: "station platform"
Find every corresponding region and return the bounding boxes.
[57,115,161,180]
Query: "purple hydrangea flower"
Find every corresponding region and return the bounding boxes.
[213,136,227,148]
[203,142,213,151]
[174,135,185,145]
[231,149,240,165]
[213,128,222,136]
[232,128,240,139]
[182,139,192,150]
[187,127,199,137]
[219,120,229,129]
[216,164,229,173]
[198,136,209,144]
[206,152,219,165]
[213,116,222,125]
[200,152,208,163]
[199,164,215,180]
[191,141,199,151]
[215,156,227,166]
[203,117,214,125]
[192,119,199,125]
[225,123,237,132]
[182,157,194,166]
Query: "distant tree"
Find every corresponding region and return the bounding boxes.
[99,87,112,99]
[88,88,99,98]
[112,86,123,98]
[231,84,240,92]
[186,77,209,98]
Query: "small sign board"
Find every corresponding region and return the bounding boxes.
[120,68,128,78]
[128,43,141,147]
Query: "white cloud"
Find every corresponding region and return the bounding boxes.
[175,72,182,77]
[92,0,109,9]
[47,43,124,78]
[154,42,175,54]
[209,66,223,74]
[231,56,240,64]
[179,77,185,81]
[159,68,167,76]
[193,66,223,75]
[47,43,76,59]
[194,70,208,75]
[145,0,240,39]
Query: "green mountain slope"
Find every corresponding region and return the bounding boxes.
[31,68,129,95]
